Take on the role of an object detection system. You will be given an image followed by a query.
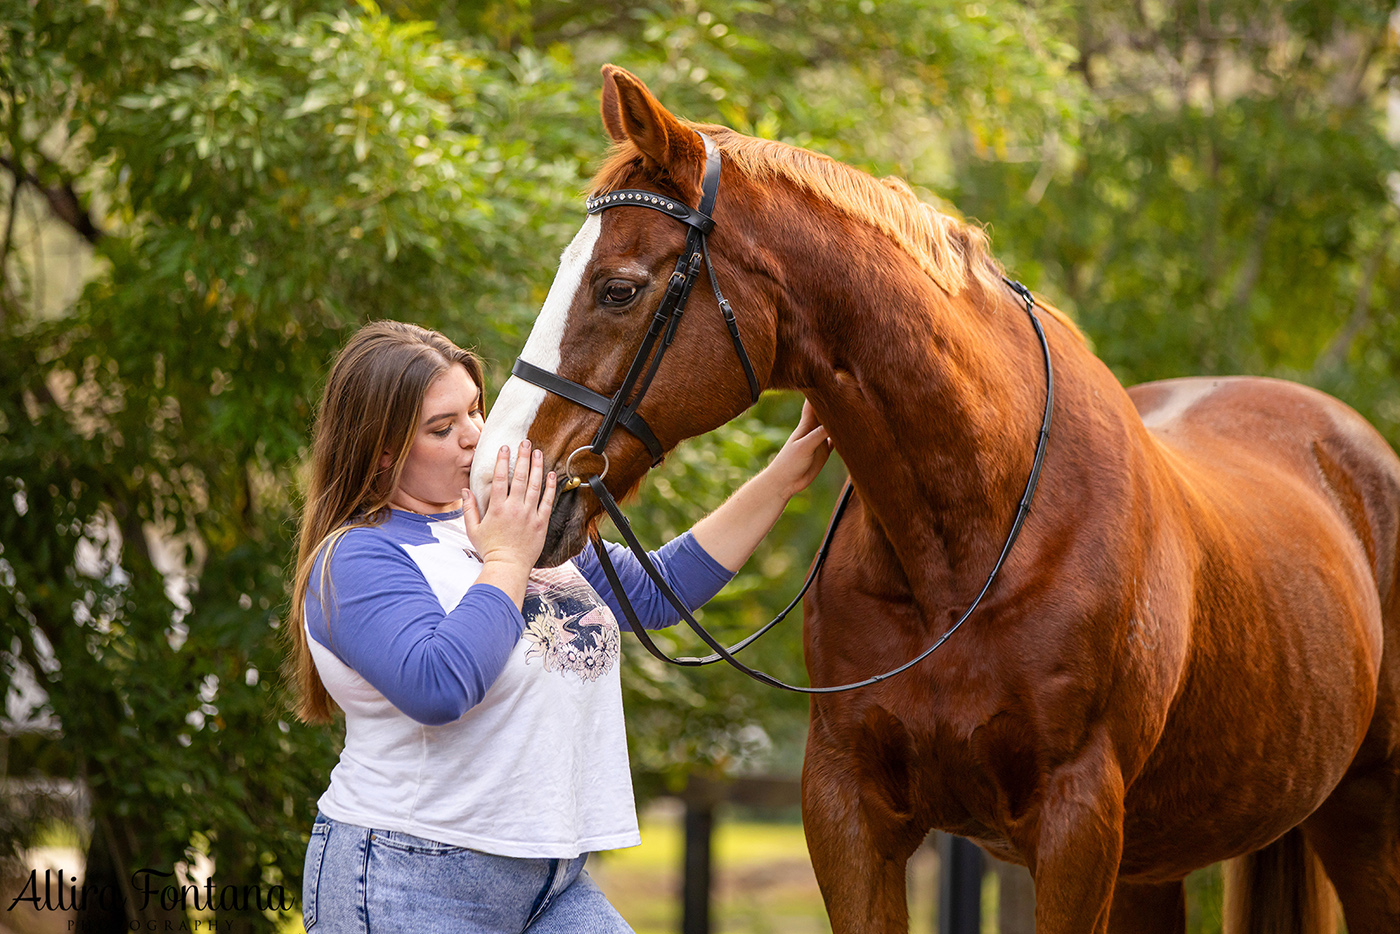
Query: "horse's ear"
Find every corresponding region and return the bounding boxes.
[599,65,632,144]
[600,65,704,197]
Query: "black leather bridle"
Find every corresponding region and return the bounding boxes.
[511,133,758,479]
[509,129,1055,693]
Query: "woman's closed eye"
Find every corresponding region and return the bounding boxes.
[431,424,453,438]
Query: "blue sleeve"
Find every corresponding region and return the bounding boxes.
[575,531,735,632]
[304,532,524,726]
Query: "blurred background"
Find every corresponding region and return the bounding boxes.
[1,0,1396,931]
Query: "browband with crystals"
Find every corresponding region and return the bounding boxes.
[585,131,723,234]
[585,189,715,234]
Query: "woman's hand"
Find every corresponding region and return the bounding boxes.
[462,440,556,607]
[761,400,833,499]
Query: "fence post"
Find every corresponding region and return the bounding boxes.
[675,774,802,934]
[681,781,717,934]
[938,833,984,934]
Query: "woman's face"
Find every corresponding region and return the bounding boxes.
[387,364,485,513]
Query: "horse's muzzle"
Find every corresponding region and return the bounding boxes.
[538,487,588,568]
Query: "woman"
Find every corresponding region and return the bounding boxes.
[288,320,831,932]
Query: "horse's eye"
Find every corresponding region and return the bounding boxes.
[600,280,639,306]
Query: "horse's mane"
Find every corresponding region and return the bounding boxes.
[591,124,1083,340]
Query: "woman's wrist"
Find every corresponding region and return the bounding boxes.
[753,461,801,504]
[475,556,532,609]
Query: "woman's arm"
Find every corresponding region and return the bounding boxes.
[305,440,555,726]
[690,400,832,571]
[306,533,524,725]
[577,401,833,629]
[575,533,734,631]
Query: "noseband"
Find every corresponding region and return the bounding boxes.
[510,129,1055,693]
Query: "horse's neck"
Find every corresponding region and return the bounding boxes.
[773,253,1138,608]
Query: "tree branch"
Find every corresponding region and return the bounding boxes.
[0,172,20,319]
[0,154,105,245]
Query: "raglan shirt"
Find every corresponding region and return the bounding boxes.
[304,508,733,859]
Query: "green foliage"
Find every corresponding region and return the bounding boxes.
[2,0,1396,929]
[952,0,1400,444]
[1,0,596,927]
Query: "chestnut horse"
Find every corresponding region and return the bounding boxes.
[471,66,1400,932]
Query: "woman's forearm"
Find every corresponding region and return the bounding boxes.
[689,469,792,572]
[689,400,833,574]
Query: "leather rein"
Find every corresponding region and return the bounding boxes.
[509,130,1055,693]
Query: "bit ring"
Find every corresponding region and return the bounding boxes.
[562,446,609,492]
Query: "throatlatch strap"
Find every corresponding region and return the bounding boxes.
[703,237,760,403]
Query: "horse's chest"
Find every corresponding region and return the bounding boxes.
[803,533,1108,839]
[808,669,1039,841]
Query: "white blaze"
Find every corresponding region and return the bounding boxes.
[470,214,602,509]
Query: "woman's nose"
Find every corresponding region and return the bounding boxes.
[461,417,482,446]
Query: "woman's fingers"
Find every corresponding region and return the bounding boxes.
[525,450,554,524]
[793,400,820,436]
[460,489,482,546]
[489,441,553,516]
[765,403,834,497]
[526,448,544,496]
[467,442,555,569]
[510,439,532,493]
[490,444,511,500]
[785,401,827,450]
[539,471,558,515]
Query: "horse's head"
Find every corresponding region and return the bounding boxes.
[471,65,779,566]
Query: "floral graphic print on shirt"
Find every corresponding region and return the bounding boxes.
[521,566,621,682]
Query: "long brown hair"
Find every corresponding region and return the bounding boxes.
[287,320,484,722]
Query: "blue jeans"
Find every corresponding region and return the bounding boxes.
[302,813,634,933]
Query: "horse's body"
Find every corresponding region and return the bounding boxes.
[804,370,1400,930]
[471,66,1400,932]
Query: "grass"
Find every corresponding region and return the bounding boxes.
[270,804,1256,934]
[590,804,833,934]
[593,806,1240,934]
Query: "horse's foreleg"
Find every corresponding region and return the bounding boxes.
[802,722,924,934]
[1028,737,1126,934]
[1107,879,1186,934]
